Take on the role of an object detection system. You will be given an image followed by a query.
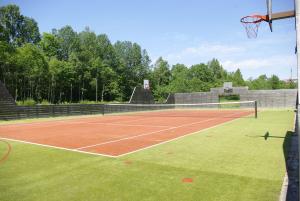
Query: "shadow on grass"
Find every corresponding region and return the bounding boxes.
[283,131,299,201]
[246,131,286,140]
[246,130,298,200]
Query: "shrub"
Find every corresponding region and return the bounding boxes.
[17,98,36,106]
[79,100,97,104]
[39,100,51,105]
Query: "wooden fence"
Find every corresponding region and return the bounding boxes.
[0,103,173,120]
[0,104,104,120]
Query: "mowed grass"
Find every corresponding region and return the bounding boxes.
[0,110,294,201]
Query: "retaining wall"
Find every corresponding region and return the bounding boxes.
[174,92,219,104]
[240,89,297,108]
[173,89,297,108]
[210,86,249,95]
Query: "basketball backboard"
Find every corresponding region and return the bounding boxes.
[223,82,233,93]
[267,0,273,31]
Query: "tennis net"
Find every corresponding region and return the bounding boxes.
[102,100,257,118]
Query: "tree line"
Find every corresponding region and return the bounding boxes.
[0,5,296,104]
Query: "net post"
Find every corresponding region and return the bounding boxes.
[254,100,258,118]
[101,104,105,116]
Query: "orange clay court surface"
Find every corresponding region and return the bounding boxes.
[0,110,253,157]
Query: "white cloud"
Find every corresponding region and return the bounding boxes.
[151,36,296,78]
[221,55,296,71]
[161,32,190,42]
[165,43,245,65]
[186,44,244,55]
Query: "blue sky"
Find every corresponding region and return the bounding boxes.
[1,0,297,79]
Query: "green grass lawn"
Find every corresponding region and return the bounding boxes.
[0,110,294,201]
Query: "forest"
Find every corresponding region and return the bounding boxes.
[0,5,296,104]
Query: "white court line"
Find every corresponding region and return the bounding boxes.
[0,120,171,129]
[76,118,214,150]
[0,116,154,129]
[0,120,69,127]
[117,112,252,157]
[0,114,110,127]
[76,111,250,150]
[0,137,117,158]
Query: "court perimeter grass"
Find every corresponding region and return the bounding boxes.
[0,110,294,201]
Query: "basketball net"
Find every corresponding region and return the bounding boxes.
[240,15,266,38]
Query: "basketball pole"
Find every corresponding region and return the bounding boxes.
[296,0,300,199]
[297,0,300,103]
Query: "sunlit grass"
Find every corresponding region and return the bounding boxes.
[0,110,294,201]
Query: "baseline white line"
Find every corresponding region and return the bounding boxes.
[76,111,251,150]
[0,137,117,158]
[116,112,253,157]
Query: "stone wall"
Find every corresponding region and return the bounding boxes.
[174,92,219,104]
[172,88,297,108]
[210,86,248,95]
[240,89,297,108]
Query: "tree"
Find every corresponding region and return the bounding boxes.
[114,41,150,100]
[268,75,281,89]
[0,4,40,47]
[188,63,215,91]
[90,58,119,101]
[168,64,189,92]
[54,25,79,60]
[247,74,270,90]
[39,33,61,59]
[0,41,15,84]
[17,16,40,45]
[208,58,227,81]
[152,57,171,86]
[14,43,48,101]
[96,34,118,69]
[151,57,171,101]
[1,3,293,103]
[286,80,297,89]
[232,69,245,86]
[49,58,75,103]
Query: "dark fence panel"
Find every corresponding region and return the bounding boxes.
[0,103,177,120]
[0,104,105,120]
[103,104,175,115]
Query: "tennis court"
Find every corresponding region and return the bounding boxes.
[0,103,255,157]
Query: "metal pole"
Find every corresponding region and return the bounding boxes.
[295,0,300,199]
[296,0,300,103]
[255,100,258,119]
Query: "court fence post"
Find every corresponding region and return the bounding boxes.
[101,104,105,115]
[255,100,258,119]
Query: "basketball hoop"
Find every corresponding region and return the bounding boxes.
[240,15,268,38]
